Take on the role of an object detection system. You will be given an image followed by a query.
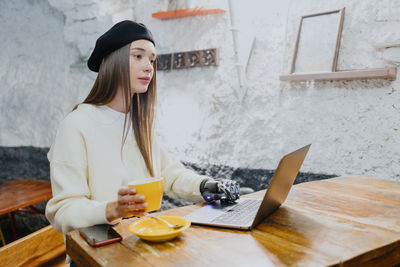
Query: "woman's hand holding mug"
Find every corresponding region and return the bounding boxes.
[106,186,147,222]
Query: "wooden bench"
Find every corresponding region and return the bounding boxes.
[0,225,66,267]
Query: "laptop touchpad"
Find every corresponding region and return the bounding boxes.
[185,200,243,222]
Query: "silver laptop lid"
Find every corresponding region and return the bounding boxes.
[250,144,311,229]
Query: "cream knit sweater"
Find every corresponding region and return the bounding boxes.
[45,103,206,234]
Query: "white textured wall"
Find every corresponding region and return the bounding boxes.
[0,0,92,146]
[1,0,399,180]
[276,0,399,180]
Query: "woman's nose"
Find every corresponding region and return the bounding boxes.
[143,60,153,73]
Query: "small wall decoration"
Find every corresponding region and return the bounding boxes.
[157,48,219,71]
[290,8,345,74]
[280,7,397,81]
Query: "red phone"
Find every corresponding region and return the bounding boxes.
[79,224,122,247]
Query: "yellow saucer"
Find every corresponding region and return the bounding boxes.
[128,216,191,242]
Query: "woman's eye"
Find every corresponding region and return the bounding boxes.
[133,54,142,59]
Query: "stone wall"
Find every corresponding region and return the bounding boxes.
[1,0,399,181]
[149,0,400,180]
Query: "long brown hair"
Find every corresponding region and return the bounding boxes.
[74,43,157,177]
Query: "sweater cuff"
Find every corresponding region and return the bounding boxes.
[96,201,111,225]
[191,176,213,203]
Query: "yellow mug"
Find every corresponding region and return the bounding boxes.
[128,178,164,212]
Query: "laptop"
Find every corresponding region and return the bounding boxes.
[185,144,311,230]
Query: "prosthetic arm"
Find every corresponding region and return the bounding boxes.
[200,178,240,203]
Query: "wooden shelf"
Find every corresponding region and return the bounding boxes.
[279,67,397,81]
[152,7,226,20]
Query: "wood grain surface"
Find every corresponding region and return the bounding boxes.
[0,179,52,215]
[66,176,400,266]
[0,225,66,267]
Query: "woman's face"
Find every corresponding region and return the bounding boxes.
[129,39,156,94]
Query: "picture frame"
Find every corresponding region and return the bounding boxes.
[290,8,345,74]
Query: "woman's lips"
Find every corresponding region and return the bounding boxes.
[139,77,150,84]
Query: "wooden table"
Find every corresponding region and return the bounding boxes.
[0,179,52,241]
[66,176,400,266]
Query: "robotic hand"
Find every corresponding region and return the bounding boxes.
[200,178,240,204]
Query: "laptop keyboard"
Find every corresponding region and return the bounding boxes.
[211,199,262,225]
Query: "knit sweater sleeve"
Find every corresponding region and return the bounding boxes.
[45,115,109,234]
[158,145,208,203]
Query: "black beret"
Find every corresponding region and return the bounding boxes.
[88,20,155,72]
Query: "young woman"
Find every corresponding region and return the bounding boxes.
[45,21,239,238]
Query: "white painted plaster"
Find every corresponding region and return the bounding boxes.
[383,47,400,64]
[1,0,399,181]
